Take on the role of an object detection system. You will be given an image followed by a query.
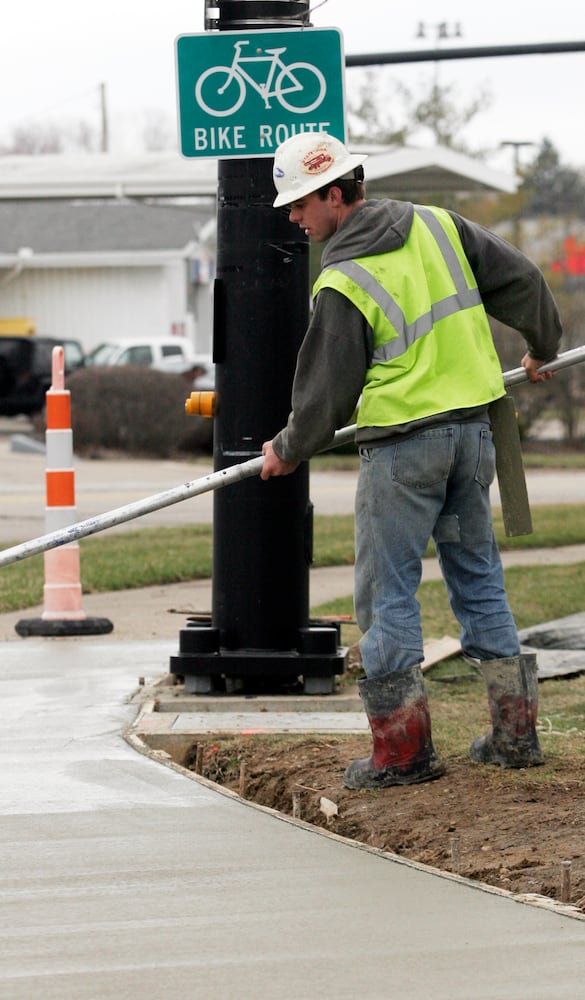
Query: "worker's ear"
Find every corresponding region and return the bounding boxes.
[328,185,344,206]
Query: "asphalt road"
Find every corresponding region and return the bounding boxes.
[0,419,584,545]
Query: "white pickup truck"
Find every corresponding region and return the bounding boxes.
[85,338,215,390]
[85,337,196,371]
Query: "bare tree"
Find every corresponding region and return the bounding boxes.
[490,319,558,441]
[347,70,411,145]
[0,118,100,155]
[521,138,585,219]
[71,119,99,153]
[141,109,176,152]
[406,79,492,154]
[1,123,64,155]
[547,288,585,444]
[347,67,492,155]
[491,281,585,446]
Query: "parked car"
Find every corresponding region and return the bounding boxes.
[186,354,215,391]
[85,338,197,371]
[0,335,85,417]
[155,352,215,385]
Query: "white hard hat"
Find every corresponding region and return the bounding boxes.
[272,132,367,208]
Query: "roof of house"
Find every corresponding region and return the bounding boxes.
[0,147,516,261]
[364,145,517,196]
[0,153,219,200]
[0,147,516,202]
[0,200,213,255]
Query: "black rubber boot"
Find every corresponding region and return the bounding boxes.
[343,665,445,789]
[470,653,543,768]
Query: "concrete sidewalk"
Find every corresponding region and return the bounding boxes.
[0,637,584,1000]
[2,547,585,996]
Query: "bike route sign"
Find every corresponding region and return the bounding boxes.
[175,28,346,159]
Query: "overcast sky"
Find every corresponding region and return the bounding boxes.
[1,1,584,170]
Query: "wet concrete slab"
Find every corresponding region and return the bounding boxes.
[0,637,584,999]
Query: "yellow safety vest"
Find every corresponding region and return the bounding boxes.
[313,206,505,427]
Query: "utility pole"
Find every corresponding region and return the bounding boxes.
[415,21,464,136]
[415,21,463,42]
[500,140,536,174]
[99,82,109,153]
[500,141,536,248]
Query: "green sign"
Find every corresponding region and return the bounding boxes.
[176,28,346,159]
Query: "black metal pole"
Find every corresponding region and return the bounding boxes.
[345,39,585,68]
[212,156,311,655]
[171,0,347,694]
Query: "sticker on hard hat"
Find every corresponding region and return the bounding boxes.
[274,166,285,178]
[302,145,334,175]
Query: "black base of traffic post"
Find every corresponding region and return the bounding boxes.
[15,616,114,637]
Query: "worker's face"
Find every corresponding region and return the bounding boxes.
[287,188,341,242]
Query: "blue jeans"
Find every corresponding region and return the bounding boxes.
[354,422,520,677]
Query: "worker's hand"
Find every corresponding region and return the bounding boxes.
[260,440,299,480]
[521,353,555,383]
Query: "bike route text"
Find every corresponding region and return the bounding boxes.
[193,121,333,153]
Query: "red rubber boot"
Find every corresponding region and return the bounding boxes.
[343,665,445,789]
[470,653,543,768]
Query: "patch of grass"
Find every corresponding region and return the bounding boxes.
[314,561,585,652]
[507,562,585,629]
[427,673,585,765]
[495,505,585,551]
[2,503,585,617]
[310,450,359,472]
[314,447,585,473]
[0,553,45,614]
[418,562,585,637]
[312,515,355,565]
[79,524,213,592]
[0,524,213,613]
[522,447,585,469]
[312,505,585,566]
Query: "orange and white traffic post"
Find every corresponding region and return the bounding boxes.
[43,346,84,622]
[15,347,112,637]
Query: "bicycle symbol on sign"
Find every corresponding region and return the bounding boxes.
[195,40,327,117]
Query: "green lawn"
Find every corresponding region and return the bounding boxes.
[1,504,585,632]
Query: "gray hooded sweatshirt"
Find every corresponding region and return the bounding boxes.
[272,199,562,464]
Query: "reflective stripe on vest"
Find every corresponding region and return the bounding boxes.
[326,207,482,365]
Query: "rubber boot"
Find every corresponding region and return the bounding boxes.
[470,653,543,768]
[343,665,445,789]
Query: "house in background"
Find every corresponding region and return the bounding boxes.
[0,197,215,354]
[0,149,516,357]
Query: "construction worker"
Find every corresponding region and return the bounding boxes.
[261,132,563,789]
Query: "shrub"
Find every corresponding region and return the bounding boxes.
[66,366,213,457]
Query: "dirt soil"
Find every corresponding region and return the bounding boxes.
[186,733,585,912]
